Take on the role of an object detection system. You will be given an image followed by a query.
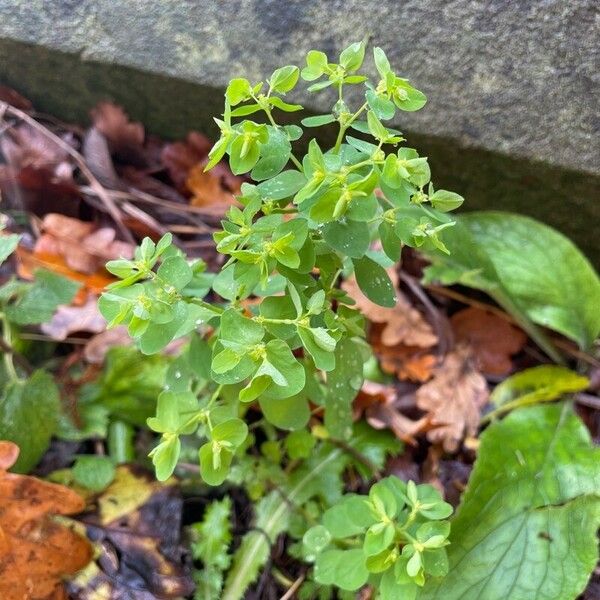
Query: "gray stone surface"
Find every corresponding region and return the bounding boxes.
[0,0,598,174]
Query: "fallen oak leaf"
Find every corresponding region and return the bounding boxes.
[416,343,489,452]
[0,441,92,600]
[450,306,527,376]
[342,274,438,348]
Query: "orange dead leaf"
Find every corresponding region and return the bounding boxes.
[450,307,527,376]
[370,324,437,383]
[186,163,239,215]
[416,344,489,452]
[0,441,92,600]
[16,247,115,301]
[342,275,438,348]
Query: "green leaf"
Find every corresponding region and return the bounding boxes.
[323,219,370,258]
[325,338,364,438]
[72,455,116,491]
[257,170,307,200]
[190,497,233,600]
[339,40,366,72]
[250,127,291,181]
[0,371,60,472]
[225,78,252,105]
[314,549,369,591]
[260,339,305,399]
[259,392,310,430]
[199,442,233,486]
[220,309,265,348]
[0,233,20,265]
[269,65,299,93]
[424,212,600,349]
[157,255,193,290]
[301,114,336,127]
[6,269,80,325]
[489,365,589,411]
[151,435,181,481]
[421,403,600,600]
[212,418,248,447]
[366,89,396,120]
[303,525,331,555]
[353,256,396,308]
[429,189,464,212]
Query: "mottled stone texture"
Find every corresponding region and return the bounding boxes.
[0,0,598,174]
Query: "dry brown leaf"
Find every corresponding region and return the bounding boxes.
[161,131,212,192]
[416,344,489,452]
[358,381,431,445]
[0,441,92,600]
[450,307,527,376]
[90,102,146,165]
[186,163,239,215]
[41,297,106,341]
[342,275,438,348]
[35,213,134,275]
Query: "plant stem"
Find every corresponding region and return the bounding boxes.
[0,314,18,382]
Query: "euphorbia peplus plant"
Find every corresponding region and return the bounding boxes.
[99,40,463,485]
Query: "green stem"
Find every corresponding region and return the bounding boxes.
[190,298,225,315]
[0,314,18,382]
[333,101,369,154]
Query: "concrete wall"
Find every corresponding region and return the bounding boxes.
[0,0,598,175]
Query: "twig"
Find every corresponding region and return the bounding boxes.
[400,272,454,355]
[574,393,600,411]
[279,573,305,600]
[0,102,135,244]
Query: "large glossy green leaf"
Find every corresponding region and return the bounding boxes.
[0,370,60,472]
[424,212,600,350]
[420,403,600,600]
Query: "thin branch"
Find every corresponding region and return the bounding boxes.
[0,102,135,244]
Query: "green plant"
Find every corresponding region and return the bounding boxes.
[303,477,452,599]
[98,39,463,485]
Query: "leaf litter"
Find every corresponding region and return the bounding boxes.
[0,87,597,599]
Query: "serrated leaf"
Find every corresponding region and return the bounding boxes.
[421,403,600,600]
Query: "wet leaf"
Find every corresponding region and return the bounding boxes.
[416,345,489,452]
[0,441,92,600]
[67,465,194,599]
[421,404,600,600]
